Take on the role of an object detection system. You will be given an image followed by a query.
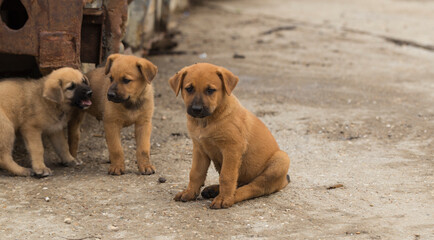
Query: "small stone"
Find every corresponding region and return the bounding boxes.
[327,184,344,190]
[64,218,72,224]
[198,53,207,59]
[233,53,245,59]
[108,225,119,231]
[158,177,167,183]
[44,197,50,202]
[161,116,167,120]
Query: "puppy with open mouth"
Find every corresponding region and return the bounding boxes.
[0,68,92,177]
[169,63,290,209]
[68,54,158,175]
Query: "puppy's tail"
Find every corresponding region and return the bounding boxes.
[286,174,291,183]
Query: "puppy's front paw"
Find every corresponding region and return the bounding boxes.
[14,167,33,177]
[210,195,234,209]
[138,164,155,175]
[73,158,83,166]
[32,167,52,178]
[61,157,83,167]
[108,164,125,175]
[174,189,198,202]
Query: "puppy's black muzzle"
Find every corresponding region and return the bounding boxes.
[107,91,129,103]
[72,84,92,109]
[187,104,211,118]
[107,83,129,103]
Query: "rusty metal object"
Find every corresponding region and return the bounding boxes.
[0,0,175,77]
[39,31,79,74]
[81,8,104,65]
[0,0,126,77]
[0,0,83,76]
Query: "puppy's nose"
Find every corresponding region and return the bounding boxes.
[191,105,203,114]
[86,90,93,98]
[107,92,116,99]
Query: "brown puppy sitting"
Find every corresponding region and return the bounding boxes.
[169,63,290,209]
[0,68,92,177]
[68,54,158,175]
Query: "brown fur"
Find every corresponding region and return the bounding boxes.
[169,63,290,209]
[0,68,89,177]
[68,54,158,175]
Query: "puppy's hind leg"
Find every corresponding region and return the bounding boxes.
[233,151,290,204]
[0,114,32,176]
[49,130,83,167]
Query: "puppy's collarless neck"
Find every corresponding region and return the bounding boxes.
[122,86,150,110]
[122,97,145,110]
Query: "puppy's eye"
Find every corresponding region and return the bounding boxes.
[122,78,132,84]
[206,88,216,95]
[66,82,76,90]
[109,76,114,83]
[185,85,194,93]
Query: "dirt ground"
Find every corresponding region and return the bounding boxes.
[1,0,433,239]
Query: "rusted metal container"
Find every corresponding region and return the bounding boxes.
[0,0,180,77]
[0,0,128,77]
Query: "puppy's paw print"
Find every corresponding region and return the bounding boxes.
[210,195,234,209]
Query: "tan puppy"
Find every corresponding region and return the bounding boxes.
[169,63,290,209]
[0,68,92,177]
[68,54,157,175]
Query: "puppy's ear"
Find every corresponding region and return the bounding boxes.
[168,69,187,97]
[105,54,121,75]
[137,58,158,84]
[43,78,63,104]
[216,68,239,96]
